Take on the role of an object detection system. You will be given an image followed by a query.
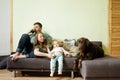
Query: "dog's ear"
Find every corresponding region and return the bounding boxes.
[85,38,90,47]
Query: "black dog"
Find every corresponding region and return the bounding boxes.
[73,37,104,71]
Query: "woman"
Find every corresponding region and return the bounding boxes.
[11,22,52,61]
[31,32,53,58]
[15,32,53,59]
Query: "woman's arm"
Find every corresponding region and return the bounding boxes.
[46,46,55,54]
[34,48,53,58]
[46,45,51,53]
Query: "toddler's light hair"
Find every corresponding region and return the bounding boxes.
[52,39,63,47]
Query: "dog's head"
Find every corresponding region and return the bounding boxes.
[77,37,91,52]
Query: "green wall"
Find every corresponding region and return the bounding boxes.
[13,0,108,54]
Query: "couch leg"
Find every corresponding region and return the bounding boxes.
[71,71,74,79]
[22,72,25,76]
[12,70,16,78]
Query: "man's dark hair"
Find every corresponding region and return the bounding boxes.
[34,22,42,28]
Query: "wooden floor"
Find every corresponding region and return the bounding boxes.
[0,69,83,80]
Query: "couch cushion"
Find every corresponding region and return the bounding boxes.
[7,57,50,70]
[7,57,77,71]
[80,56,120,78]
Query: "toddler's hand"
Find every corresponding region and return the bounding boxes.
[65,53,71,57]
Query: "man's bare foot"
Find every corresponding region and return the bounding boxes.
[11,55,19,61]
[11,52,20,61]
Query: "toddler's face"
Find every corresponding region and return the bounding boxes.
[53,41,59,48]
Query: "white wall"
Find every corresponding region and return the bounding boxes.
[13,0,108,54]
[0,0,10,55]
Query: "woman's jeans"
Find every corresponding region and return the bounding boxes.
[16,34,33,55]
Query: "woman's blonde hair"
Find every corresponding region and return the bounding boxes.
[33,32,47,49]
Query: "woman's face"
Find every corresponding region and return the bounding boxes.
[38,33,45,42]
[33,24,42,33]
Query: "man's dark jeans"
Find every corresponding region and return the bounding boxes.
[16,34,33,55]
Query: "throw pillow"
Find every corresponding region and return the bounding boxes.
[63,43,80,57]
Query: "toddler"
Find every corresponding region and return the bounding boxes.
[47,40,70,77]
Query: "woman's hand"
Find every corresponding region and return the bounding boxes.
[48,54,55,59]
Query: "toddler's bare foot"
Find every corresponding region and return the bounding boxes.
[58,72,62,75]
[50,73,54,77]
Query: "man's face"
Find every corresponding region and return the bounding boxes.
[33,24,42,32]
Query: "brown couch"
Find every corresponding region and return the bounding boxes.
[7,41,104,78]
[7,56,78,77]
[80,56,120,80]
